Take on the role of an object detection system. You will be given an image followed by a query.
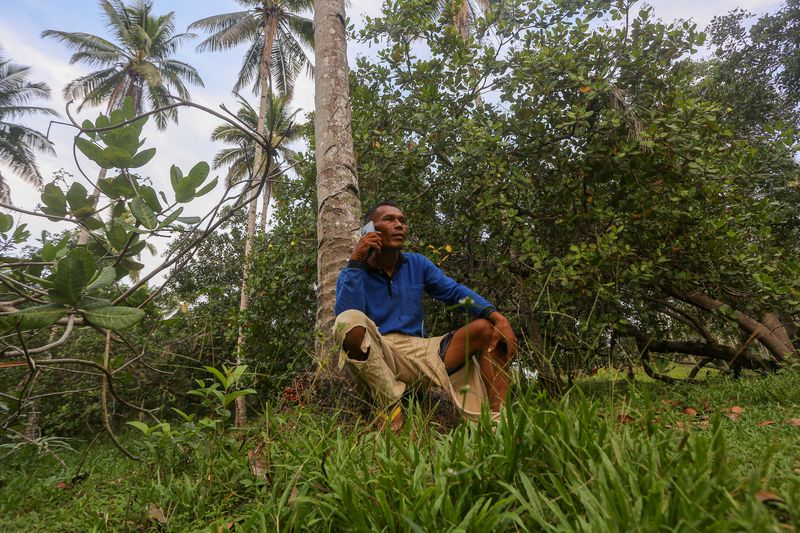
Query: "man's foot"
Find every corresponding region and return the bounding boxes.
[375,404,404,433]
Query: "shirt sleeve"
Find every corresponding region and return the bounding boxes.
[420,255,496,319]
[335,262,368,316]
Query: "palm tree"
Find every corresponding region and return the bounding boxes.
[210,93,301,232]
[190,0,313,425]
[42,0,204,130]
[0,50,57,204]
[43,0,203,244]
[189,0,314,227]
[313,0,360,366]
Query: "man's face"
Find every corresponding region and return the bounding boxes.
[372,205,408,250]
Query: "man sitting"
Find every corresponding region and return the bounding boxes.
[333,201,518,430]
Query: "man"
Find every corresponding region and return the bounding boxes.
[334,201,518,430]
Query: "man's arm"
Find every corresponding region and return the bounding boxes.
[421,255,496,318]
[421,256,517,358]
[486,311,518,360]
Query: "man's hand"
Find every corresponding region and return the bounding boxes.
[487,311,518,360]
[351,232,382,261]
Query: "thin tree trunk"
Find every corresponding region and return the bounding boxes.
[313,0,362,367]
[233,16,279,428]
[258,157,274,234]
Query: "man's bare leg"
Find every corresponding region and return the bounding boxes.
[342,326,368,361]
[443,319,512,411]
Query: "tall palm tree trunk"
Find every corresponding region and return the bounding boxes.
[313,0,362,367]
[234,16,278,427]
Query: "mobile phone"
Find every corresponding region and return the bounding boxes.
[360,220,375,237]
[359,220,376,259]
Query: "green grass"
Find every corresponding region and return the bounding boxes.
[2,372,799,531]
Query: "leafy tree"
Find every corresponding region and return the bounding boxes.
[349,0,799,387]
[0,50,56,203]
[190,0,314,423]
[42,0,203,130]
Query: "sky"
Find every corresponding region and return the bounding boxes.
[0,0,785,270]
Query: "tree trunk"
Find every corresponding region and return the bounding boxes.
[233,17,279,428]
[670,289,795,362]
[313,0,362,367]
[258,157,274,234]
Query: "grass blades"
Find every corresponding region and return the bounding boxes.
[2,372,799,531]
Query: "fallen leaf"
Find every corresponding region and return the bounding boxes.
[724,413,740,421]
[788,418,800,427]
[148,504,168,525]
[682,408,697,416]
[54,481,69,490]
[660,400,681,407]
[288,487,299,505]
[757,420,776,428]
[729,406,744,414]
[578,85,592,94]
[617,413,635,424]
[755,490,782,503]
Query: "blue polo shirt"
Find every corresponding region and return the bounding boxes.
[335,252,496,337]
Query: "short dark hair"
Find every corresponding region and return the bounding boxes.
[364,201,401,223]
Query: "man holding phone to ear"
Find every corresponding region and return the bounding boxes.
[334,201,518,430]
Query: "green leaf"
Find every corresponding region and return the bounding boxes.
[204,366,229,389]
[106,220,128,251]
[97,177,123,199]
[129,197,157,230]
[81,119,96,139]
[50,247,96,305]
[194,176,218,198]
[125,240,147,256]
[100,146,133,168]
[177,216,201,225]
[82,216,105,230]
[170,165,183,192]
[0,213,13,233]
[185,161,210,190]
[126,421,150,434]
[65,182,90,212]
[77,296,112,310]
[129,147,156,168]
[41,183,67,215]
[156,207,184,229]
[86,266,116,292]
[139,185,162,213]
[75,137,107,166]
[10,304,67,331]
[84,306,145,330]
[223,389,257,408]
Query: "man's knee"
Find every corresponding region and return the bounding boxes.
[470,318,494,342]
[343,326,369,361]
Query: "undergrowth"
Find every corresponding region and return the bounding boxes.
[2,371,799,531]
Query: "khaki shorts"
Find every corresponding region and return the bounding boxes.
[333,309,489,420]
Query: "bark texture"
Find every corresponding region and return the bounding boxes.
[671,289,796,362]
[313,0,362,366]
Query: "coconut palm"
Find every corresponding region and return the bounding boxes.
[211,93,301,231]
[190,0,313,223]
[190,1,313,425]
[419,0,493,40]
[0,50,57,203]
[42,0,203,130]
